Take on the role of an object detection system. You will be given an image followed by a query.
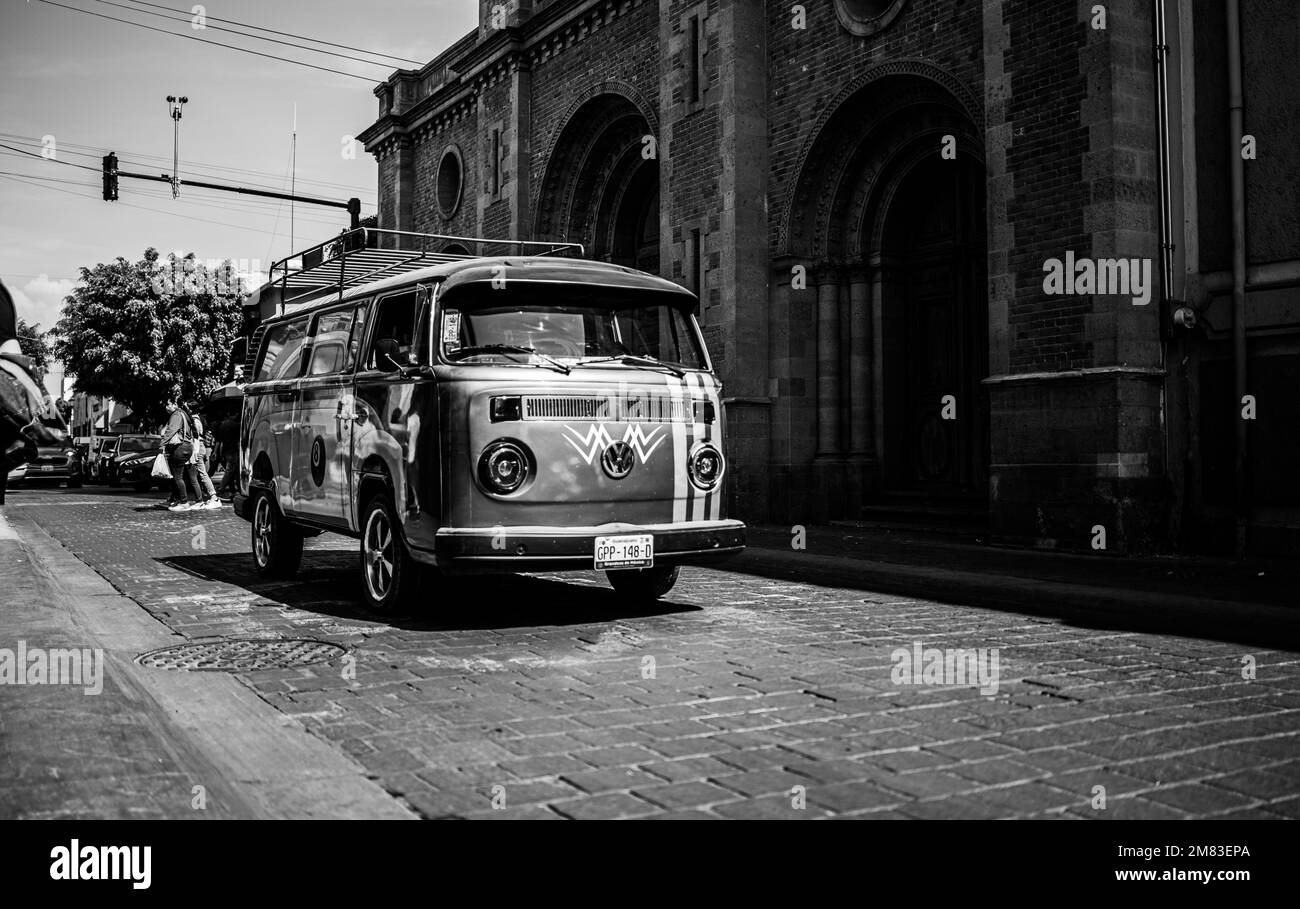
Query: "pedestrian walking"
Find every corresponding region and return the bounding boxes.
[160,397,198,512]
[216,411,239,499]
[188,409,221,510]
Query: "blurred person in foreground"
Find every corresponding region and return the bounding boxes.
[0,279,67,505]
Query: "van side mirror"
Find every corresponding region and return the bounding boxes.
[374,338,402,372]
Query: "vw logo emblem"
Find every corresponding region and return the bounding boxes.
[601,441,635,479]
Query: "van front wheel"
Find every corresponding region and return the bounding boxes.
[360,493,416,614]
[606,564,680,601]
[252,490,303,578]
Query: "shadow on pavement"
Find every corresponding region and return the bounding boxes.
[159,551,699,632]
[719,552,1300,652]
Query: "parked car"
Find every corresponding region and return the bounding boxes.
[6,441,84,488]
[85,435,117,482]
[103,434,163,490]
[92,435,120,482]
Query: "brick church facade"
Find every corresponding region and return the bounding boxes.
[358,0,1300,555]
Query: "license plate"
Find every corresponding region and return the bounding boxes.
[41,465,54,472]
[594,534,654,570]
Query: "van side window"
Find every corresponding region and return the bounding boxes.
[255,318,309,382]
[305,309,354,376]
[347,302,369,370]
[365,292,417,371]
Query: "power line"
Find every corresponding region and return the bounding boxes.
[0,141,102,172]
[32,0,382,83]
[0,162,353,226]
[124,0,425,66]
[92,0,403,71]
[0,169,99,187]
[0,172,349,237]
[0,132,377,199]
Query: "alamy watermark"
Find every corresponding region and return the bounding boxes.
[1042,251,1152,306]
[0,641,104,695]
[891,642,1000,696]
[50,840,150,889]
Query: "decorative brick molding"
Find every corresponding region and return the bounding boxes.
[832,0,909,37]
[532,86,656,244]
[777,58,984,256]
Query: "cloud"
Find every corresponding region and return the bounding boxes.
[8,275,77,333]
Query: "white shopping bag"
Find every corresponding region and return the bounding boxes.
[150,452,171,479]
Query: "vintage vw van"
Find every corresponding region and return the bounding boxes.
[235,243,745,612]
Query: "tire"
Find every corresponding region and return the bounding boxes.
[133,479,152,492]
[606,564,680,600]
[359,492,417,614]
[251,489,303,578]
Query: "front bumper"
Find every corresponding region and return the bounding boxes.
[427,519,746,572]
[7,463,77,481]
[118,461,158,484]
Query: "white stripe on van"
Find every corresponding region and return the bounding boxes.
[689,373,706,523]
[702,376,720,521]
[666,377,688,523]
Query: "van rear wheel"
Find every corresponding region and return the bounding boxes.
[360,493,416,614]
[606,564,680,600]
[252,490,303,578]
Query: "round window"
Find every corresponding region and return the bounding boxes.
[436,147,463,220]
[834,0,908,36]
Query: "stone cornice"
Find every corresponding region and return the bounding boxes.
[359,0,647,156]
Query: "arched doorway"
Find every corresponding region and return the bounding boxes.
[781,66,988,516]
[609,163,659,272]
[535,92,659,273]
[880,154,987,497]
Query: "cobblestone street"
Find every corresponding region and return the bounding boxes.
[3,483,1299,820]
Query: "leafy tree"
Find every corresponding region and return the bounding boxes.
[54,248,246,430]
[15,318,52,382]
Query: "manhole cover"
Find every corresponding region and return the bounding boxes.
[136,638,348,672]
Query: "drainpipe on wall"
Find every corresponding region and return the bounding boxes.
[1226,0,1248,559]
[1152,0,1174,539]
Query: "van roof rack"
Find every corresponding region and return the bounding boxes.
[266,228,584,310]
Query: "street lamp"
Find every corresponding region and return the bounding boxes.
[165,95,188,198]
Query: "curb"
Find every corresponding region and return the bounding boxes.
[2,509,415,820]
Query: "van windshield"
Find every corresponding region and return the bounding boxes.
[440,295,706,370]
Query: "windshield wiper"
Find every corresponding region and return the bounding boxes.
[572,355,685,377]
[448,344,571,374]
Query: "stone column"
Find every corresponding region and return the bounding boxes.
[392,137,414,234]
[870,254,898,473]
[815,261,843,459]
[848,260,874,459]
[507,59,532,242]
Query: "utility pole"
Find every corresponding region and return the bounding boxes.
[291,103,298,258]
[165,95,188,199]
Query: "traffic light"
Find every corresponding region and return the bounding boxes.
[101,152,118,201]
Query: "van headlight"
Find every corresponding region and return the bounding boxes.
[688,442,724,490]
[478,440,530,495]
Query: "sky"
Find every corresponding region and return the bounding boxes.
[0,0,478,339]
